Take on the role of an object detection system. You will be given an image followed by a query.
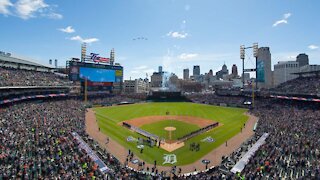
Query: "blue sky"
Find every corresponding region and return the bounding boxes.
[1,0,320,80]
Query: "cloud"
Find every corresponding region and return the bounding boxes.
[15,0,48,19]
[273,13,292,27]
[70,35,99,44]
[0,0,13,15]
[59,26,75,33]
[178,53,198,60]
[284,13,291,19]
[167,31,188,39]
[308,45,319,50]
[45,12,62,19]
[0,0,62,20]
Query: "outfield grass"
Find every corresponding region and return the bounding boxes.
[140,120,200,140]
[94,102,248,166]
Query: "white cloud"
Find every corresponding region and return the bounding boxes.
[308,45,319,50]
[59,26,75,33]
[178,53,198,60]
[70,35,99,44]
[273,13,292,27]
[0,0,62,20]
[167,31,188,39]
[273,19,288,27]
[45,12,62,19]
[0,0,13,15]
[284,13,291,19]
[15,0,49,19]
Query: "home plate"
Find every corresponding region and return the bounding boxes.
[160,141,185,152]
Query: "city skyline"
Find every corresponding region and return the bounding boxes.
[1,0,320,80]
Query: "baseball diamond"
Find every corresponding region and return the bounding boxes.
[91,102,249,166]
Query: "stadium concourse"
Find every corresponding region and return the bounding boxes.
[0,68,320,179]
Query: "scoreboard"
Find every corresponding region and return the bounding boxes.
[68,61,123,94]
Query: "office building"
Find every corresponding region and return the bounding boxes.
[124,78,150,93]
[296,53,309,67]
[273,61,299,86]
[159,66,163,73]
[183,68,189,80]
[193,65,200,76]
[257,47,272,88]
[231,64,238,78]
[216,64,229,80]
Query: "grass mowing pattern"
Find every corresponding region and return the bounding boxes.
[140,120,200,140]
[94,102,248,166]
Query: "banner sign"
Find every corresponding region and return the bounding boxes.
[257,60,265,82]
[231,133,269,173]
[270,95,320,102]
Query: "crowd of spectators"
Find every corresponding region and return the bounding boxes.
[270,76,320,95]
[177,98,320,179]
[1,89,319,179]
[0,67,72,87]
[0,97,158,179]
[187,93,246,108]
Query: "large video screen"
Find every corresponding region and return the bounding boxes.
[79,67,115,82]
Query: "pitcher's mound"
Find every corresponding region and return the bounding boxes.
[164,126,176,131]
[160,141,184,152]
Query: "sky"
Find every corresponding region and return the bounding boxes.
[0,0,320,80]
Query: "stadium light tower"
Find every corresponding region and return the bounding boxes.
[240,45,245,87]
[240,43,259,108]
[240,43,259,88]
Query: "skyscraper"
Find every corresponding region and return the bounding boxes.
[216,63,229,79]
[296,53,309,67]
[193,65,200,76]
[183,68,189,80]
[159,66,163,73]
[231,64,238,77]
[257,47,272,88]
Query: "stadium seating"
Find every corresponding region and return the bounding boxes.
[0,67,72,87]
[1,78,319,179]
[271,76,320,95]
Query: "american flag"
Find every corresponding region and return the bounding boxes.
[97,57,110,63]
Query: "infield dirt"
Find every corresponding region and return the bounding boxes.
[121,115,216,128]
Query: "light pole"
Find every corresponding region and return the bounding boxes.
[240,43,259,108]
[240,43,259,89]
[240,45,245,88]
[253,43,259,90]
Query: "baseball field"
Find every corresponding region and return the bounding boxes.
[94,102,248,166]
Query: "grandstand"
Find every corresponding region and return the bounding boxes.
[0,59,319,179]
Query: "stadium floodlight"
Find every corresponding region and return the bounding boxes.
[240,45,245,59]
[253,43,258,58]
[81,43,87,62]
